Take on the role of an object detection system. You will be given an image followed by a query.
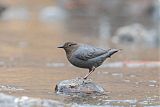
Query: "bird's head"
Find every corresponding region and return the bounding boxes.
[57,42,79,54]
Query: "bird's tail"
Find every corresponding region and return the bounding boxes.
[106,49,122,58]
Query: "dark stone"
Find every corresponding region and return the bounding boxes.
[0,5,6,17]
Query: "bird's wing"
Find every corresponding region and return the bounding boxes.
[75,45,108,61]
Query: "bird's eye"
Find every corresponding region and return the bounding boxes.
[68,44,72,47]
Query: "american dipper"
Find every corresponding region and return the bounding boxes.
[58,42,120,79]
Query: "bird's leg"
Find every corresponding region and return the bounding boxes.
[83,67,95,79]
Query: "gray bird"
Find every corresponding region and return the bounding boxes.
[58,42,120,79]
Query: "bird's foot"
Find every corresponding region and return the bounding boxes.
[83,76,87,80]
[83,78,87,80]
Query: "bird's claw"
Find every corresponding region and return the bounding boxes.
[83,77,87,80]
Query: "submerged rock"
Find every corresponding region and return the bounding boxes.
[55,78,105,96]
[0,85,24,91]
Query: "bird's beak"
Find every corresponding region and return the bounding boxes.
[57,45,64,48]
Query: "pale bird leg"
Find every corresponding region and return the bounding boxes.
[83,67,95,79]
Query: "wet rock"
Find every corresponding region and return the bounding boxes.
[55,78,105,96]
[0,93,65,107]
[112,23,159,48]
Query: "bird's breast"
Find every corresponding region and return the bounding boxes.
[68,55,92,69]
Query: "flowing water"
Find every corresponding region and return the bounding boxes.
[0,21,159,106]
